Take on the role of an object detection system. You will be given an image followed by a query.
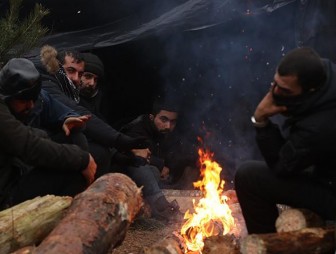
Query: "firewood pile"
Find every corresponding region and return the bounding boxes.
[1,183,334,254]
[1,173,143,254]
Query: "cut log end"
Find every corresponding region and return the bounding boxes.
[276,208,325,232]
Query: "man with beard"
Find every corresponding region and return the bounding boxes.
[3,59,91,151]
[118,98,197,222]
[234,47,336,234]
[37,45,146,178]
[0,58,97,209]
[79,52,106,120]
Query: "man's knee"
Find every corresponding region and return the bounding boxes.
[235,160,267,189]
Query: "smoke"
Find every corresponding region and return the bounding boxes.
[156,2,297,180]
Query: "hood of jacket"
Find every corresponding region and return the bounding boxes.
[285,59,336,118]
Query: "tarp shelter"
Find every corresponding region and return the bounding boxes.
[2,0,336,180]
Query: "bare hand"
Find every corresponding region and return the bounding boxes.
[62,115,91,136]
[81,154,97,185]
[131,148,151,162]
[254,88,287,122]
[161,166,170,180]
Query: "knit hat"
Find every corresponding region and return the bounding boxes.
[0,58,41,101]
[82,53,104,78]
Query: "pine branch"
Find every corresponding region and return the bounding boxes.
[0,0,49,67]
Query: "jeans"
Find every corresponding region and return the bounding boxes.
[123,164,162,199]
[235,160,336,234]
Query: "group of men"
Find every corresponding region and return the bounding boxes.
[0,45,197,223]
[0,45,335,230]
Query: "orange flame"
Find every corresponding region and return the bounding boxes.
[180,148,235,252]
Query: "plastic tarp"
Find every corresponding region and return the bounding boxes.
[22,0,297,56]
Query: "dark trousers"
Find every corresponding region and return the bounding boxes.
[88,142,112,178]
[234,160,336,234]
[4,168,87,209]
[123,165,162,198]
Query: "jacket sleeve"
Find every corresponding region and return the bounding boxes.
[42,80,122,147]
[0,100,89,172]
[256,121,315,177]
[40,90,80,128]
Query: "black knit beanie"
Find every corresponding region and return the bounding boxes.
[0,58,41,101]
[82,53,104,78]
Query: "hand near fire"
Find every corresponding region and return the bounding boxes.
[81,154,97,185]
[63,114,92,136]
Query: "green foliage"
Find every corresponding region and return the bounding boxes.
[0,0,49,67]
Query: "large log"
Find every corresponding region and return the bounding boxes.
[0,195,72,254]
[275,208,325,232]
[33,173,143,254]
[240,226,335,254]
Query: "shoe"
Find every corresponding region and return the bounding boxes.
[151,199,184,224]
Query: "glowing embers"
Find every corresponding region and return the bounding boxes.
[180,148,235,252]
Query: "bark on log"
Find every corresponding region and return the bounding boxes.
[33,173,143,254]
[0,195,72,254]
[240,226,335,254]
[275,208,325,232]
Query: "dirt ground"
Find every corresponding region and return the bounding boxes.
[111,217,182,254]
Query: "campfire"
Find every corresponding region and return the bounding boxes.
[180,148,235,253]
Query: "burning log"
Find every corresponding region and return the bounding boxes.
[32,173,143,254]
[240,226,335,254]
[0,195,72,254]
[275,208,325,232]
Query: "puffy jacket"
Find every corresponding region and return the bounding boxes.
[0,99,89,198]
[256,59,336,182]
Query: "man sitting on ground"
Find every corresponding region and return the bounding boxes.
[0,58,97,209]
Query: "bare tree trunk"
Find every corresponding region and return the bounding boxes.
[33,173,143,254]
[0,195,72,254]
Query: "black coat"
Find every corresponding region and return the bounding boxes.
[121,115,167,170]
[0,99,89,195]
[256,59,336,183]
[40,73,121,148]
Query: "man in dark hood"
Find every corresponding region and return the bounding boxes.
[79,52,105,119]
[235,47,336,234]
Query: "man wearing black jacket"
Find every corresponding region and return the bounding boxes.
[235,47,336,234]
[36,45,145,177]
[119,99,196,222]
[0,58,97,209]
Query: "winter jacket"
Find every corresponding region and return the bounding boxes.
[121,115,178,171]
[25,89,80,131]
[256,59,336,183]
[35,50,122,149]
[0,98,90,200]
